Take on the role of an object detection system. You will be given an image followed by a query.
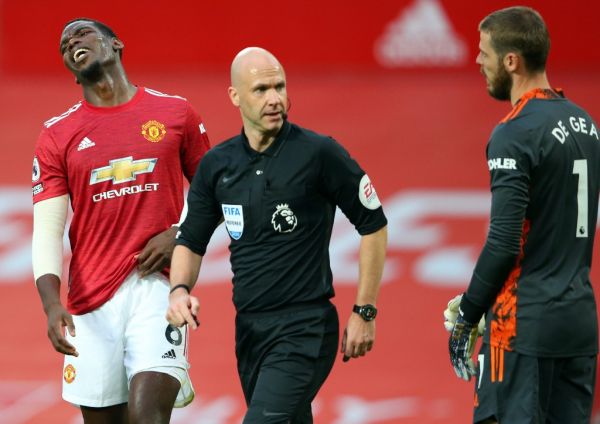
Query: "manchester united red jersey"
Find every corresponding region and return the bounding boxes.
[32,87,210,314]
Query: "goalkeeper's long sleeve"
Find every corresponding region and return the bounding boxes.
[460,181,528,324]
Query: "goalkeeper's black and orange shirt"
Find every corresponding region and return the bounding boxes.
[462,88,600,357]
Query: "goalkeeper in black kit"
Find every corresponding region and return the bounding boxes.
[445,6,600,424]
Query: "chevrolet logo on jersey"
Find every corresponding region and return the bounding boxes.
[90,156,158,185]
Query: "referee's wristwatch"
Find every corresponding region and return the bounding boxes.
[353,304,378,321]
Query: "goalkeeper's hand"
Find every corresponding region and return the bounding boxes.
[449,313,478,381]
[444,294,485,336]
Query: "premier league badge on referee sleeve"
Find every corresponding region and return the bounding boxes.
[222,204,244,240]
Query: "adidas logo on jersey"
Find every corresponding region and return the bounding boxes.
[77,137,96,151]
[374,0,467,67]
[162,349,177,359]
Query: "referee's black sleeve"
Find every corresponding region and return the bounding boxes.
[317,137,387,235]
[176,152,222,255]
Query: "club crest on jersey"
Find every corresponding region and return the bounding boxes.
[358,174,382,210]
[63,364,76,384]
[222,204,244,240]
[141,120,166,142]
[32,157,40,182]
[271,203,297,233]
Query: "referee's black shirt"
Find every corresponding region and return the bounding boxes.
[176,121,387,313]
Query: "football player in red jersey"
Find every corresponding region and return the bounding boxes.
[32,18,210,423]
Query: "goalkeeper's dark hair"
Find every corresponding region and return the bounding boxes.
[62,18,123,58]
[479,6,550,73]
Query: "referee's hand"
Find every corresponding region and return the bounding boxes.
[341,313,375,362]
[166,288,200,330]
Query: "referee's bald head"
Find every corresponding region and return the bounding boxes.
[230,47,285,89]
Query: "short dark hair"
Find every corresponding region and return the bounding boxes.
[479,6,550,73]
[62,18,122,58]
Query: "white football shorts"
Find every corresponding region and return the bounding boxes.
[62,269,194,408]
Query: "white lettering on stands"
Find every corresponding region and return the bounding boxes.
[374,0,467,67]
[1,188,599,285]
[331,396,419,424]
[0,384,454,423]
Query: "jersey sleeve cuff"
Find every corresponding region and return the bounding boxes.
[459,293,487,324]
[175,238,207,256]
[356,214,388,236]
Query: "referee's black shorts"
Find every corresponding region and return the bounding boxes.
[235,300,339,424]
[474,342,596,424]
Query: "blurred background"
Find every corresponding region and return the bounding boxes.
[1,0,599,422]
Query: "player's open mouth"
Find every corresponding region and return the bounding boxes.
[73,48,90,63]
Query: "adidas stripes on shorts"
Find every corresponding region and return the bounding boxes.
[62,269,194,408]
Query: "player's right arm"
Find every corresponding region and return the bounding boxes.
[33,195,78,356]
[449,125,531,380]
[459,126,531,323]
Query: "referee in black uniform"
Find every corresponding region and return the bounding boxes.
[166,47,388,423]
[447,6,600,423]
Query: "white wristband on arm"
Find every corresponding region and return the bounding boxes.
[32,194,68,283]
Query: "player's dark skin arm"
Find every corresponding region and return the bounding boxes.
[137,226,178,277]
[36,274,78,356]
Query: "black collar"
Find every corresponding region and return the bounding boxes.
[240,120,292,159]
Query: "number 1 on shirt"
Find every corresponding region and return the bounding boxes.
[573,159,588,238]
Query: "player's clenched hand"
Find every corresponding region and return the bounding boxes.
[166,289,200,330]
[341,313,375,362]
[137,227,178,277]
[448,314,478,381]
[45,303,78,357]
[444,293,485,336]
